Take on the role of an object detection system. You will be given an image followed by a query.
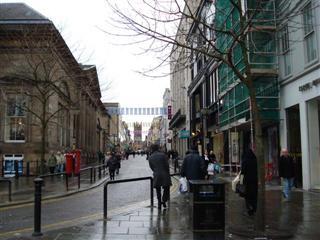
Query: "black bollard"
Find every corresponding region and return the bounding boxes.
[103,183,108,219]
[99,166,101,179]
[66,174,69,191]
[26,162,30,177]
[33,178,43,236]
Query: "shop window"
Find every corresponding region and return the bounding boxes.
[5,95,26,142]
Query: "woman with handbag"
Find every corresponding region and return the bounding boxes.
[241,148,258,216]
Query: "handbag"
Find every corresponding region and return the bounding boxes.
[179,177,188,193]
[236,182,246,198]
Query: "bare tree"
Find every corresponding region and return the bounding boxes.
[0,23,102,174]
[104,0,314,234]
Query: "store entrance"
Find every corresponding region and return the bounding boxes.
[286,105,302,188]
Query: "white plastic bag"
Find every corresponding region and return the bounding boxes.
[179,177,188,193]
[232,172,241,192]
[207,163,215,175]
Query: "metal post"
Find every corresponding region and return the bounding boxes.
[150,178,154,207]
[14,161,19,179]
[33,178,43,236]
[78,174,80,189]
[26,162,30,177]
[8,180,12,202]
[90,167,93,184]
[66,174,69,191]
[99,166,101,179]
[103,183,108,219]
[93,167,96,182]
[1,160,4,177]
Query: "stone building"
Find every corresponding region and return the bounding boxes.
[0,3,109,175]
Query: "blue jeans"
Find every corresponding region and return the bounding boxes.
[283,178,294,199]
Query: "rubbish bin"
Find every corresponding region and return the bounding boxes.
[189,179,226,233]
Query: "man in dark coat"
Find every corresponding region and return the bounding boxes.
[241,148,258,216]
[148,144,172,210]
[107,152,118,180]
[278,148,295,201]
[181,145,206,181]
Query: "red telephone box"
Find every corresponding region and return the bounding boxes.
[65,153,74,174]
[72,149,81,174]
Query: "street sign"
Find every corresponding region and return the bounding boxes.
[179,129,190,139]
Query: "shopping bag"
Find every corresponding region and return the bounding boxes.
[207,163,215,175]
[214,163,222,173]
[232,172,240,192]
[179,177,188,193]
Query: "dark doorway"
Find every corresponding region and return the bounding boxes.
[286,105,302,188]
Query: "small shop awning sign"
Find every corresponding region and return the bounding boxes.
[179,130,190,139]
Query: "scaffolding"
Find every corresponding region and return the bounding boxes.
[215,0,279,127]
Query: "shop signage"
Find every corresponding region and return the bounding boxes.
[299,78,320,92]
[178,129,190,139]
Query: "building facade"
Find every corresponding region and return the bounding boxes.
[278,0,320,190]
[0,3,109,175]
[133,122,142,150]
[169,3,195,158]
[215,0,279,170]
[160,88,172,151]
[104,102,120,150]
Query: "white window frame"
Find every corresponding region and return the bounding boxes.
[303,2,318,65]
[280,24,292,77]
[5,94,26,143]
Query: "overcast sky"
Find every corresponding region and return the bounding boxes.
[1,0,171,134]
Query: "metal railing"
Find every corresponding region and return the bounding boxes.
[220,163,241,176]
[103,176,154,219]
[0,178,12,202]
[38,163,108,191]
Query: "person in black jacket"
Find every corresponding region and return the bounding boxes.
[241,148,258,216]
[181,145,206,181]
[278,148,295,201]
[148,144,172,210]
[107,152,118,180]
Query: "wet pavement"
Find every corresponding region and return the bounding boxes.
[0,155,173,239]
[3,181,320,240]
[2,155,320,240]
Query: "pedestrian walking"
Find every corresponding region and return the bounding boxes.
[115,151,121,175]
[241,148,258,216]
[48,151,57,174]
[56,151,64,173]
[107,152,118,180]
[181,145,206,181]
[278,148,295,201]
[148,144,172,210]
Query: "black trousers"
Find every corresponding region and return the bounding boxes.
[155,186,170,205]
[245,183,257,214]
[109,169,115,180]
